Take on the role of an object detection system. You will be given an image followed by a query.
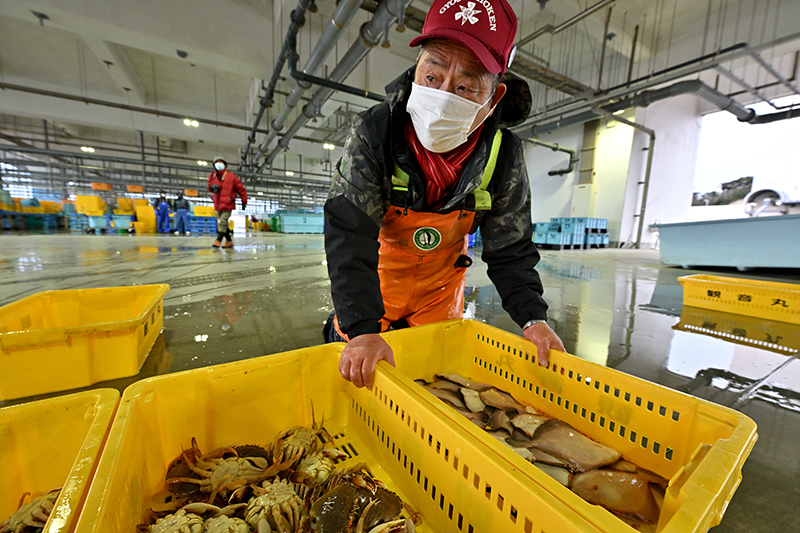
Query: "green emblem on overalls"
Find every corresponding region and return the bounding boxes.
[414,227,442,251]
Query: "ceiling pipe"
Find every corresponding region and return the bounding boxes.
[522,79,800,137]
[517,0,616,48]
[259,0,412,169]
[522,138,578,176]
[594,109,656,249]
[251,0,364,169]
[240,0,317,169]
[286,53,386,102]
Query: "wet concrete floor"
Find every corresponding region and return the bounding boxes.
[0,232,798,532]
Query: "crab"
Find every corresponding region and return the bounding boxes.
[292,448,351,486]
[309,465,403,533]
[270,424,331,468]
[0,488,60,533]
[141,503,246,533]
[202,515,251,533]
[168,438,301,503]
[326,464,383,493]
[146,507,205,533]
[244,478,305,533]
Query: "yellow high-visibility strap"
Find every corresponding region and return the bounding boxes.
[473,130,503,210]
[392,166,410,192]
[391,130,503,209]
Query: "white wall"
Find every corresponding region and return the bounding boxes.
[524,123,583,223]
[593,114,635,242]
[620,95,703,246]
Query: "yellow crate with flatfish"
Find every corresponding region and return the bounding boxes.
[380,319,758,533]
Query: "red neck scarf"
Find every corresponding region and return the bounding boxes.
[404,120,484,208]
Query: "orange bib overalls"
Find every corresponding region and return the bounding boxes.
[336,130,502,339]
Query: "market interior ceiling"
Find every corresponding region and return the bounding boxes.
[1,0,799,181]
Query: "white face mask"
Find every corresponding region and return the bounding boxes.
[406,83,493,153]
[214,162,225,171]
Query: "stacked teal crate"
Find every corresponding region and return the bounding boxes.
[280,213,324,234]
[88,216,110,230]
[111,215,135,229]
[533,217,609,249]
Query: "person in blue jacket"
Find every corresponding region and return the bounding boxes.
[156,191,171,233]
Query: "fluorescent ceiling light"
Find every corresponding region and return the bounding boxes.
[80,146,95,153]
[197,160,208,166]
[285,171,294,176]
[184,118,199,127]
[323,143,335,150]
[613,109,625,115]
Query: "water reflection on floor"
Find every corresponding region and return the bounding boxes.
[0,234,798,532]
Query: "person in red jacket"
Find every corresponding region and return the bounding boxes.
[207,156,247,248]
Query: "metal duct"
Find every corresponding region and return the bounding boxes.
[240,0,317,169]
[251,0,364,168]
[524,80,800,137]
[260,0,412,168]
[522,138,579,176]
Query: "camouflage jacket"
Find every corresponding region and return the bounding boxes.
[324,66,548,338]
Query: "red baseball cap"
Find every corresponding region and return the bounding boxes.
[409,0,518,76]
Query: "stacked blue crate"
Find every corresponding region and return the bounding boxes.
[546,233,572,245]
[189,215,218,234]
[68,214,88,233]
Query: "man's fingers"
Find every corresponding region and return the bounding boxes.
[350,358,365,388]
[537,342,550,367]
[363,357,376,390]
[385,351,396,367]
[339,353,348,376]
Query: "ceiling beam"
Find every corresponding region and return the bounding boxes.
[81,36,147,105]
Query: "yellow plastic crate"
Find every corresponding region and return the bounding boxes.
[0,389,119,533]
[0,284,169,400]
[75,344,599,533]
[0,203,16,212]
[40,201,62,214]
[675,305,800,355]
[382,320,758,533]
[133,222,156,234]
[679,274,800,325]
[193,205,216,217]
[75,195,106,215]
[22,206,45,214]
[116,197,134,211]
[135,205,156,223]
